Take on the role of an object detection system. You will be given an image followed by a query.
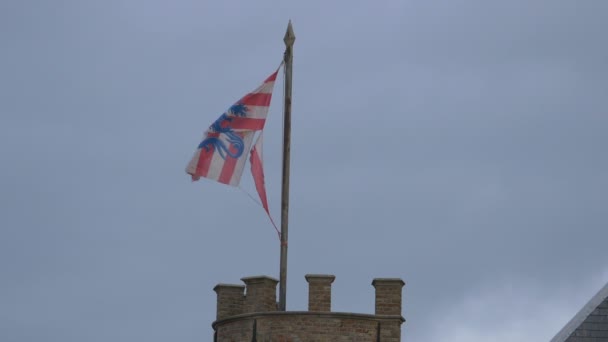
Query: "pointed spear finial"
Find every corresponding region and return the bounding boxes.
[284,20,295,47]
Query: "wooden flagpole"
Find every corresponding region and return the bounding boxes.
[279,20,295,312]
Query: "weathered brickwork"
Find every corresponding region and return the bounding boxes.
[372,279,405,316]
[212,274,406,341]
[241,276,279,313]
[214,284,245,320]
[215,312,403,342]
[305,274,335,312]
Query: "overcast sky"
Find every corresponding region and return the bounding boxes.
[1,1,607,341]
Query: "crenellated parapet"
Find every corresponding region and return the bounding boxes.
[212,274,406,342]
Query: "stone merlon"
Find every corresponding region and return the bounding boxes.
[305,274,336,312]
[372,278,406,316]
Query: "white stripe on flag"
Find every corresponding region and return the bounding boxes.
[229,132,255,186]
[242,105,273,119]
[252,81,275,94]
[185,149,200,176]
[205,149,225,182]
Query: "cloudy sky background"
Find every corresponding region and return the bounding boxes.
[1,1,607,341]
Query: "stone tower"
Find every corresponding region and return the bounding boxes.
[212,274,405,341]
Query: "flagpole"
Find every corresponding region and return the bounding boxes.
[279,20,295,312]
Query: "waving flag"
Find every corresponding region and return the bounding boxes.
[186,69,279,186]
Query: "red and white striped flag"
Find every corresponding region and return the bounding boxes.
[186,68,279,186]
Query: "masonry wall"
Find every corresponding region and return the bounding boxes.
[212,274,405,342]
[214,312,402,342]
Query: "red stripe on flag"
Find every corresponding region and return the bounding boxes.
[194,132,219,179]
[239,93,273,107]
[195,146,214,179]
[264,70,279,83]
[250,135,280,238]
[250,146,270,213]
[229,117,266,130]
[218,134,242,184]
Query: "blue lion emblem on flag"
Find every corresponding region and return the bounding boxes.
[198,104,248,159]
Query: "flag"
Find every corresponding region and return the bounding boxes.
[250,133,279,236]
[186,68,279,186]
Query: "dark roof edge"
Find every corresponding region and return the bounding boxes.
[551,281,608,342]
